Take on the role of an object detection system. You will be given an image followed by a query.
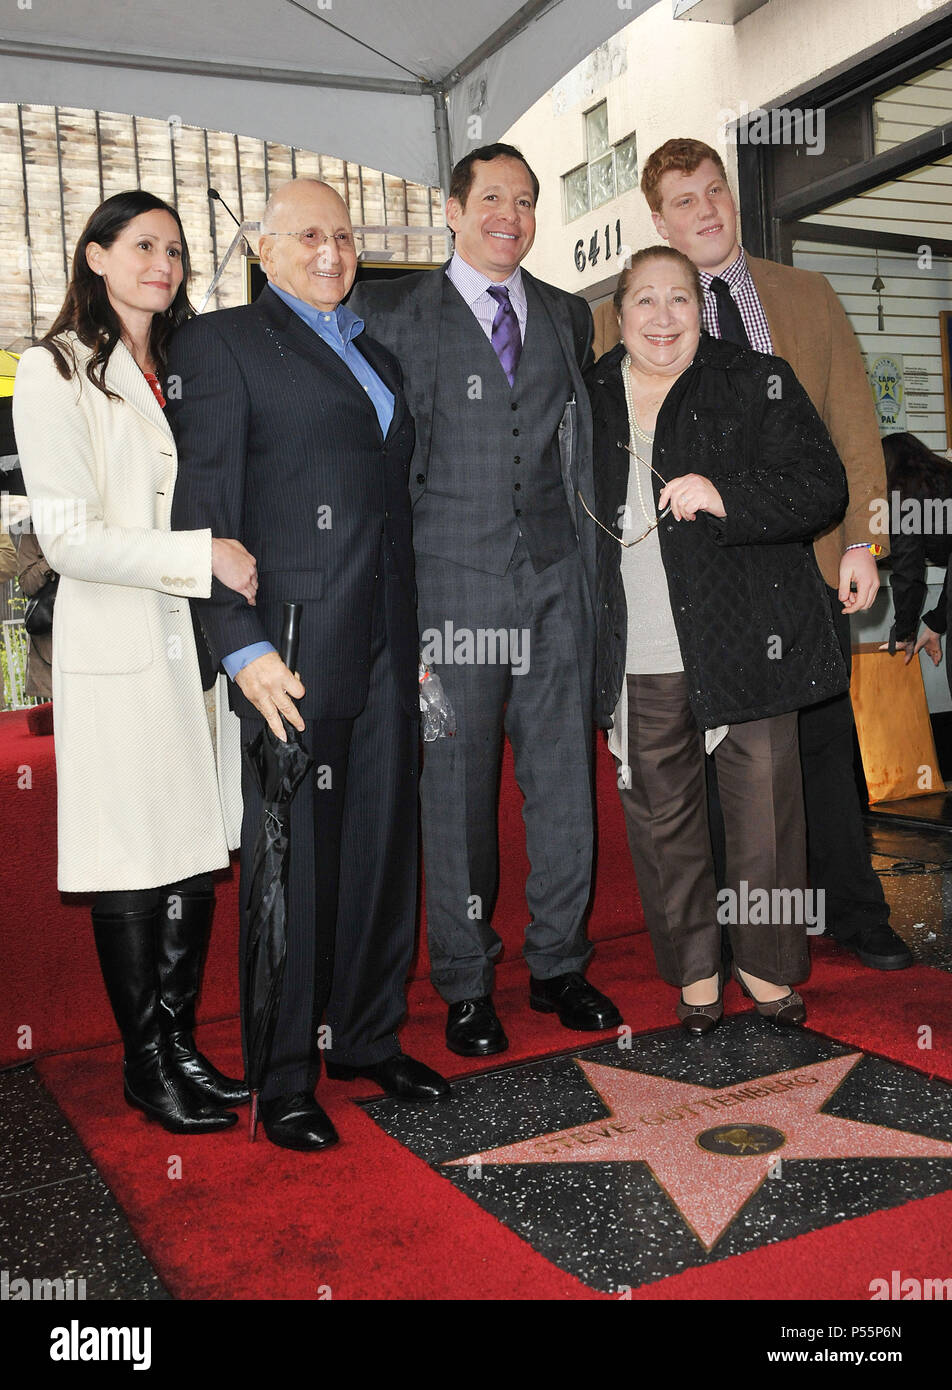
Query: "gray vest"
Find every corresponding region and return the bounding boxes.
[413,275,577,575]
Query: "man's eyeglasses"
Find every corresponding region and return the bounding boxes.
[266,229,356,249]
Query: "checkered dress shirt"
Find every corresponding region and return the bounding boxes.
[699,248,772,354]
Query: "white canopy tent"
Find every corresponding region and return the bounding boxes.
[0,1,653,193]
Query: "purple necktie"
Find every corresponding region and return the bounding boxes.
[487,284,522,386]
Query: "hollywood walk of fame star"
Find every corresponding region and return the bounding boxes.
[444,1054,952,1250]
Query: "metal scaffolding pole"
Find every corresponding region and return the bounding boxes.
[433,89,453,199]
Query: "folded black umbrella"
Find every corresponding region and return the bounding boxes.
[242,602,313,1140]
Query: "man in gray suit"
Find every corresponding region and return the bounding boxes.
[350,144,621,1055]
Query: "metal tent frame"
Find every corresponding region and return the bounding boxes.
[0,2,651,193]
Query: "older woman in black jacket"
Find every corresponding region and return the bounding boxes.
[588,247,848,1033]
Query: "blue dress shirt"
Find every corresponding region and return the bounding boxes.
[221,285,395,680]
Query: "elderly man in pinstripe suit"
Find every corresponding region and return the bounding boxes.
[168,180,449,1152]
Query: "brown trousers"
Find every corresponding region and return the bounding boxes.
[618,673,810,989]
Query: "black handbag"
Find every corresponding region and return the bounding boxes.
[23,571,59,636]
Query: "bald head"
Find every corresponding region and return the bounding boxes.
[260,178,347,235]
[258,178,357,311]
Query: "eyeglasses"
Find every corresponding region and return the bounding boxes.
[577,441,672,549]
[266,229,356,249]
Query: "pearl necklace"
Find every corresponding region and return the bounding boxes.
[622,354,657,528]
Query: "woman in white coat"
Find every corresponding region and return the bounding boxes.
[14,191,257,1135]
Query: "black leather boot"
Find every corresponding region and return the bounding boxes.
[156,888,249,1107]
[91,906,237,1135]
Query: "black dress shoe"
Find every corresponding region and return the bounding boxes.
[529,973,623,1031]
[260,1092,339,1151]
[836,923,914,971]
[326,1053,451,1102]
[446,997,508,1057]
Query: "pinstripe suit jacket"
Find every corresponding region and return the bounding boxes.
[167,286,419,722]
[349,263,598,608]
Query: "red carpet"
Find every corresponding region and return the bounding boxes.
[0,708,641,1066]
[35,937,952,1301]
[7,708,952,1300]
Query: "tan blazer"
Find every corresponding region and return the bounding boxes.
[13,335,241,890]
[592,255,888,587]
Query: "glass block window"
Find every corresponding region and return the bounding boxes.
[585,103,611,160]
[615,134,639,196]
[562,165,589,222]
[561,106,638,222]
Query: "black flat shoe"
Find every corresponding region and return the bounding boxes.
[260,1092,339,1151]
[326,1053,451,1102]
[676,974,723,1036]
[529,973,623,1031]
[446,997,508,1057]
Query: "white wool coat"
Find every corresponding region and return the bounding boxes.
[13,334,242,890]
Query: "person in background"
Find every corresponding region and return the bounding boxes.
[882,432,952,688]
[589,248,848,1032]
[0,529,14,584]
[14,190,253,1135]
[593,137,910,973]
[15,531,53,701]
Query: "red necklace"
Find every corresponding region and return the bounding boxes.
[141,369,166,409]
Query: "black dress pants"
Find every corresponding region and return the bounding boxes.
[797,587,891,940]
[238,591,419,1101]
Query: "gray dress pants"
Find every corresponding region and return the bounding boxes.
[416,540,596,1002]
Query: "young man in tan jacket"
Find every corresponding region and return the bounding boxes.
[595,137,910,972]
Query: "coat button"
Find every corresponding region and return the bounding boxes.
[416,473,425,484]
[514,482,521,492]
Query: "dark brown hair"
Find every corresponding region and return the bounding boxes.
[612,247,703,315]
[449,143,540,210]
[883,432,952,495]
[39,190,194,397]
[640,138,729,214]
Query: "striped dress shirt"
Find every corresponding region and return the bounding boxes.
[446,252,528,342]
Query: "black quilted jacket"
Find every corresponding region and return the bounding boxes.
[588,336,850,731]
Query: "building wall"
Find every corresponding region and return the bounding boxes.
[504,0,945,298]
